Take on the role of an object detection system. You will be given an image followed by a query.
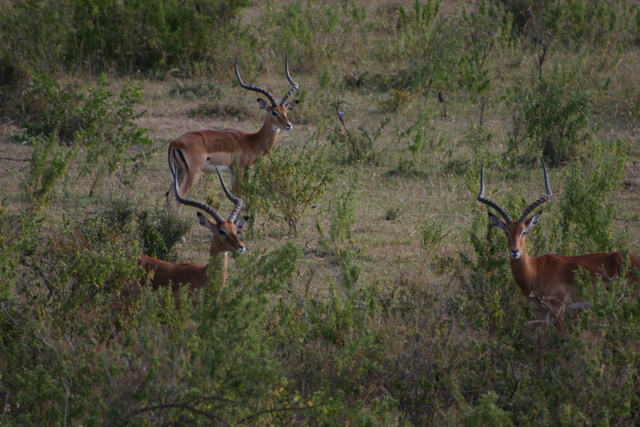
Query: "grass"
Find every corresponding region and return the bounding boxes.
[2,40,638,308]
[1,0,640,424]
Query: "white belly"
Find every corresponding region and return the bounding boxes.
[202,163,231,173]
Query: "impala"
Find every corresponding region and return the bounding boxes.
[167,55,300,204]
[139,164,247,301]
[477,159,640,331]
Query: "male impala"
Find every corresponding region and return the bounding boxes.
[167,55,300,204]
[139,165,247,301]
[477,159,639,331]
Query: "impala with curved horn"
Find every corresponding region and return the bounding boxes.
[478,159,640,331]
[140,164,248,301]
[167,55,300,203]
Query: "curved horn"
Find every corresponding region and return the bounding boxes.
[477,162,513,223]
[280,53,299,105]
[518,158,553,222]
[171,163,225,224]
[214,166,244,222]
[235,58,277,106]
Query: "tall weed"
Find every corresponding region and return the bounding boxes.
[262,0,368,72]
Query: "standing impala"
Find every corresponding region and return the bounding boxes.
[140,164,247,301]
[477,159,640,331]
[167,55,300,203]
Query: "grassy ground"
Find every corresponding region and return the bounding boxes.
[1,41,639,309]
[2,0,640,424]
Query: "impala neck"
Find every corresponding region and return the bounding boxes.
[250,115,281,154]
[509,243,536,295]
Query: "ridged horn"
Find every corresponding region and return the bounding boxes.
[235,58,277,106]
[518,158,553,222]
[171,162,225,224]
[280,53,299,105]
[214,166,243,222]
[477,162,513,223]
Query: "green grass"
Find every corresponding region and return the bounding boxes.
[1,0,640,424]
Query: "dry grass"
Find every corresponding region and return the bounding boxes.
[3,109,640,304]
[1,0,639,308]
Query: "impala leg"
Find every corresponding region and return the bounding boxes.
[566,301,590,312]
[167,167,202,214]
[180,168,201,200]
[231,168,244,195]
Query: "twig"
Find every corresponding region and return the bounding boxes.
[0,156,30,162]
[0,302,19,328]
[239,403,318,424]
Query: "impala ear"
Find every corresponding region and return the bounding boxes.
[488,212,508,232]
[234,216,249,231]
[285,100,299,110]
[525,212,542,231]
[197,212,216,232]
[257,98,270,110]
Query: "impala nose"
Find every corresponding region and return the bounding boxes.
[237,245,246,253]
[510,249,520,259]
[284,123,293,131]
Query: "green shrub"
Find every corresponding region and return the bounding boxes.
[21,133,75,210]
[0,0,71,73]
[242,141,335,235]
[17,73,151,197]
[459,2,513,126]
[555,140,629,254]
[507,68,591,165]
[495,0,639,48]
[0,205,302,424]
[328,101,387,165]
[0,0,252,76]
[387,5,465,93]
[462,391,514,426]
[136,206,191,262]
[262,0,368,72]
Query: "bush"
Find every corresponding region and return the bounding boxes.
[328,101,387,165]
[0,203,302,424]
[314,188,363,291]
[494,0,639,48]
[262,0,368,73]
[0,0,252,76]
[242,141,335,235]
[136,206,191,262]
[507,68,591,165]
[17,73,151,197]
[555,139,629,254]
[21,133,75,210]
[387,4,465,93]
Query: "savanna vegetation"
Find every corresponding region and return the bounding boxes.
[1,0,640,424]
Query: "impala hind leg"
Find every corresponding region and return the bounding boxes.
[231,168,244,195]
[166,167,202,214]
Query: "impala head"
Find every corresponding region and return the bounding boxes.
[171,164,248,255]
[477,159,553,260]
[235,55,299,132]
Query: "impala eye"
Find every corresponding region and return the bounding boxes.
[271,111,278,117]
[218,229,228,237]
